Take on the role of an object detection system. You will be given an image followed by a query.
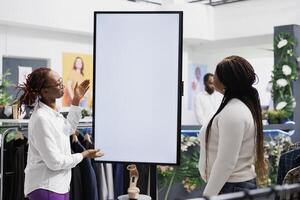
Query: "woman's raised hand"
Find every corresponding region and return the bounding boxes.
[72,80,90,106]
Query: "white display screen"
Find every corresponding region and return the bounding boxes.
[93,12,182,164]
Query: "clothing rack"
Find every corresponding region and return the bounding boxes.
[187,183,300,200]
[0,120,93,200]
[0,119,93,128]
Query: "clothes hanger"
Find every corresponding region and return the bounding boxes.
[72,134,78,143]
[84,133,92,144]
[14,131,24,140]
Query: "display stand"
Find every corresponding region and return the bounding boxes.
[117,194,151,200]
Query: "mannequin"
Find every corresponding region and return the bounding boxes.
[127,164,140,199]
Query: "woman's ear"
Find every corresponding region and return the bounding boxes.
[40,88,48,98]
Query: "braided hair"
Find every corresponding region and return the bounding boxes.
[15,67,51,113]
[205,55,267,184]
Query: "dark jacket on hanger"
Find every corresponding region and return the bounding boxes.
[71,140,98,200]
[70,149,84,200]
[3,137,28,200]
[81,136,111,200]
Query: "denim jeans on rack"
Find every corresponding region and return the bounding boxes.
[219,178,257,195]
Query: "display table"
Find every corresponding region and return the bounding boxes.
[118,194,151,200]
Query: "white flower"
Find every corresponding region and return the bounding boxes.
[277,39,288,48]
[293,101,296,108]
[287,49,293,56]
[181,144,188,152]
[282,65,292,76]
[188,136,197,142]
[188,141,196,147]
[297,57,300,62]
[276,101,287,110]
[276,78,288,87]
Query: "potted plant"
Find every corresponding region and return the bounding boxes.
[267,109,288,124]
[271,32,299,122]
[0,70,13,118]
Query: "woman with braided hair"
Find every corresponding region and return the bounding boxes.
[198,56,267,196]
[15,67,103,200]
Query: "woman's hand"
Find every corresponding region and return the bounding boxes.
[81,149,104,159]
[72,80,90,106]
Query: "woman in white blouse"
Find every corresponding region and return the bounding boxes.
[16,67,103,200]
[198,56,267,196]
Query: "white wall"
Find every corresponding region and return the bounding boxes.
[0,25,92,74]
[214,0,300,40]
[158,3,214,39]
[0,0,214,40]
[1,0,300,40]
[0,0,157,35]
[0,25,93,105]
[0,25,6,76]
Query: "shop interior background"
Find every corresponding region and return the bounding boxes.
[1,0,300,199]
[1,0,295,125]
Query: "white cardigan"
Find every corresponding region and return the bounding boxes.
[198,98,256,196]
[24,102,83,195]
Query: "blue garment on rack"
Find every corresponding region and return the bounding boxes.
[78,128,92,136]
[113,163,124,198]
[71,141,98,200]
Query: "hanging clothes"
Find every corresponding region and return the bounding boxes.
[277,148,300,185]
[283,166,300,184]
[113,163,125,198]
[3,132,28,200]
[70,149,84,200]
[71,139,98,200]
[105,164,115,199]
[79,135,109,200]
[80,134,115,200]
[280,166,300,200]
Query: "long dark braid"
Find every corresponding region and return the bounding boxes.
[15,67,51,113]
[205,55,267,183]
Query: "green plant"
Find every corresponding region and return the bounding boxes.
[271,32,299,120]
[157,135,204,199]
[267,109,289,124]
[81,108,91,118]
[0,70,13,105]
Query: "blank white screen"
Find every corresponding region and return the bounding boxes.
[94,12,181,164]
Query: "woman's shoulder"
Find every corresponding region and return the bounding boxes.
[219,98,252,120]
[226,98,249,110]
[30,107,49,122]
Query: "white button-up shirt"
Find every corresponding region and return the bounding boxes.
[194,91,223,126]
[24,101,83,196]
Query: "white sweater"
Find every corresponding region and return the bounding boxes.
[198,98,256,196]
